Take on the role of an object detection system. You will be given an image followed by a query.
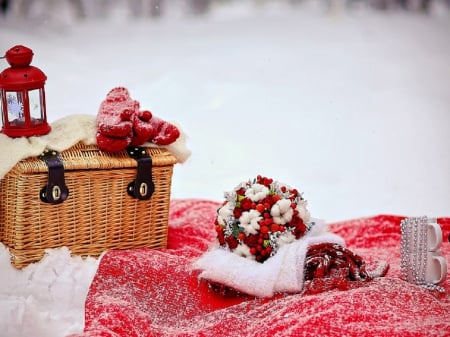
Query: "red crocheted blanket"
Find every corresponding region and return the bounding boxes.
[71,199,450,337]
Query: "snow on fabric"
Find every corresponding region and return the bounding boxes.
[69,199,450,337]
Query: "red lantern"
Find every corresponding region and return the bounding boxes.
[0,45,51,137]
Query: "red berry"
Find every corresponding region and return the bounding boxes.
[236,187,246,196]
[225,236,239,249]
[271,223,280,232]
[256,204,265,213]
[233,207,243,218]
[241,198,253,211]
[296,221,306,232]
[217,230,225,245]
[260,226,269,234]
[245,234,258,247]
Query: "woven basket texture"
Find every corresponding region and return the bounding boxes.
[0,142,177,268]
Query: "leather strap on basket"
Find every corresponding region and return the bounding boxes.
[127,147,155,200]
[39,149,69,204]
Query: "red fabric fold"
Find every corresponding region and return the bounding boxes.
[72,200,450,337]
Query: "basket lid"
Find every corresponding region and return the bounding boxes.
[11,142,177,174]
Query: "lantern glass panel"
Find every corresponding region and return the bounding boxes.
[29,89,45,124]
[6,91,25,126]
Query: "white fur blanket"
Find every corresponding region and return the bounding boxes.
[0,114,190,180]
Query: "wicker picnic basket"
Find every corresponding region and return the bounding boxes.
[0,142,177,268]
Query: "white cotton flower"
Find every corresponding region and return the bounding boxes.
[233,244,255,260]
[238,209,261,235]
[217,205,233,226]
[270,199,293,225]
[245,183,269,202]
[296,201,311,224]
[276,231,296,247]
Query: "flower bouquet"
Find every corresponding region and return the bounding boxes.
[215,175,312,263]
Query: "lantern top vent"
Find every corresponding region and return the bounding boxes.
[0,45,46,90]
[5,45,34,67]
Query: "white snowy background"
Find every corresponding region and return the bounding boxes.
[0,0,449,336]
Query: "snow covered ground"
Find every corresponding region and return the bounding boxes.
[0,1,449,336]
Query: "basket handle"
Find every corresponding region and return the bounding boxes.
[39,149,69,204]
[126,147,155,200]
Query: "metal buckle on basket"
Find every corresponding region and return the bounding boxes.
[39,149,69,204]
[127,147,155,200]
